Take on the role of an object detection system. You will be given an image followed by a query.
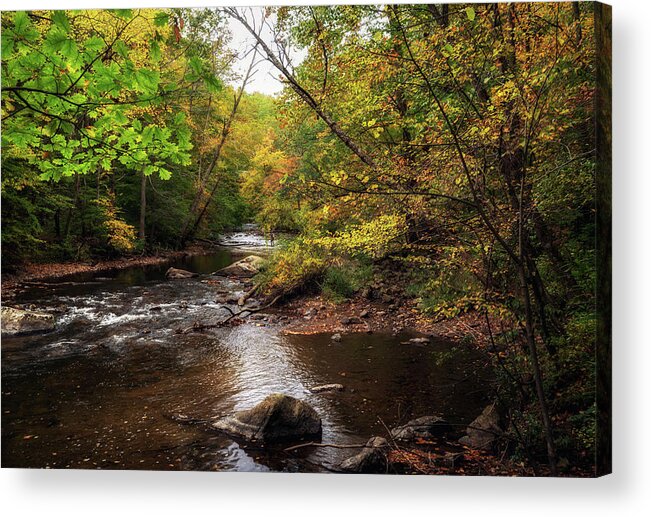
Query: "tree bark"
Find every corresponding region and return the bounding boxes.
[139,171,146,242]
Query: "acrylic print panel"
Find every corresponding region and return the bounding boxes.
[0,2,611,477]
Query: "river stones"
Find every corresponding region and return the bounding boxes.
[390,416,450,442]
[339,437,389,474]
[211,393,322,443]
[458,403,503,451]
[165,267,198,279]
[1,306,55,336]
[213,255,264,278]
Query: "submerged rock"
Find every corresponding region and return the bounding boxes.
[339,437,389,473]
[409,337,430,345]
[331,333,342,342]
[458,403,503,451]
[211,393,322,443]
[390,416,450,442]
[309,384,344,393]
[165,267,198,279]
[1,306,56,336]
[213,255,264,278]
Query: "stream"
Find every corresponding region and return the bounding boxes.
[1,227,493,472]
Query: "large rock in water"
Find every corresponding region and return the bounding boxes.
[458,403,503,450]
[390,416,450,442]
[211,393,322,443]
[165,267,198,279]
[1,306,55,336]
[339,437,389,474]
[213,255,264,278]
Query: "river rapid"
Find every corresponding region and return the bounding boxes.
[1,227,492,472]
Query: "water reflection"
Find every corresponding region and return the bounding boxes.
[1,248,492,472]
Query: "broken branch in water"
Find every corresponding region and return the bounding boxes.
[238,283,260,306]
[283,441,372,452]
[178,294,282,333]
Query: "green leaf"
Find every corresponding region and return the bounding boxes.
[52,11,70,32]
[157,168,172,180]
[188,56,203,76]
[114,9,133,20]
[43,29,69,53]
[163,81,178,92]
[149,40,161,62]
[173,112,186,125]
[113,110,128,125]
[12,12,38,42]
[133,150,148,162]
[95,71,117,92]
[153,12,170,27]
[134,69,159,93]
[84,36,105,53]
[114,40,129,59]
[204,74,222,93]
[141,126,154,145]
[1,33,15,60]
[13,12,30,37]
[60,39,78,60]
[465,7,476,22]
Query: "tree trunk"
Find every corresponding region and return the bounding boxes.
[54,209,61,239]
[139,171,146,242]
[573,2,582,45]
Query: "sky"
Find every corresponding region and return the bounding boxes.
[225,9,291,97]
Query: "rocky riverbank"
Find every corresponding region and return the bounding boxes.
[276,292,494,350]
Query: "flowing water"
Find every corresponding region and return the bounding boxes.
[1,229,493,472]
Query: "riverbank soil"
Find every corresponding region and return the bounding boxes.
[280,293,493,347]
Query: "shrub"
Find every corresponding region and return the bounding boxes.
[321,261,373,302]
[256,240,329,298]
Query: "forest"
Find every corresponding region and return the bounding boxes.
[1,3,609,477]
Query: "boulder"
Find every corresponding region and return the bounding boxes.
[213,255,264,278]
[165,267,198,279]
[339,437,389,474]
[390,416,450,442]
[211,393,322,443]
[331,333,342,342]
[1,306,56,336]
[409,337,430,345]
[458,403,503,450]
[309,384,344,393]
